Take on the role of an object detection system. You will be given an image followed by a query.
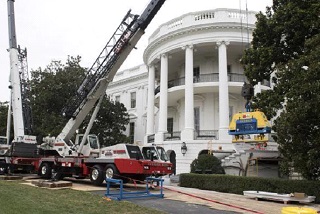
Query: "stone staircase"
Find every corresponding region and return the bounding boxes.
[221,150,250,176]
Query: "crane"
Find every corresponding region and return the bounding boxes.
[1,0,172,184]
[0,0,37,174]
[41,0,167,158]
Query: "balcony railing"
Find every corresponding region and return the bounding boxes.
[194,130,218,140]
[194,73,219,83]
[168,77,185,88]
[154,73,270,95]
[147,134,155,143]
[164,131,181,141]
[228,73,247,82]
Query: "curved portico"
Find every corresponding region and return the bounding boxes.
[143,8,271,174]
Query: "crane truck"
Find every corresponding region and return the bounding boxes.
[1,0,172,185]
[0,0,37,174]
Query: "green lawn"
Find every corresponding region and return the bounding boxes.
[0,180,164,214]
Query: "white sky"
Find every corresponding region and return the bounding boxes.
[0,0,272,102]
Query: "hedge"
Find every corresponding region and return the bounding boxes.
[180,173,320,203]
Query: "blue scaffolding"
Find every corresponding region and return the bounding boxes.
[105,177,164,201]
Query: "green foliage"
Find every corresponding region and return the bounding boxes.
[0,55,130,145]
[0,102,9,136]
[30,56,86,137]
[180,173,320,203]
[82,96,130,147]
[190,154,225,174]
[241,0,320,179]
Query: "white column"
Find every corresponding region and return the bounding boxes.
[217,41,231,141]
[146,64,155,135]
[156,54,168,142]
[181,45,194,140]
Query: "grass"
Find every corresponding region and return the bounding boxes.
[0,180,164,214]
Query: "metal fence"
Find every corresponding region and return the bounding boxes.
[164,131,181,141]
[194,130,218,140]
[147,134,155,143]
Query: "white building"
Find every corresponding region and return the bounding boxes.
[108,8,277,175]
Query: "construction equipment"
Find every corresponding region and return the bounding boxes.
[0,0,37,174]
[1,0,172,185]
[229,83,271,143]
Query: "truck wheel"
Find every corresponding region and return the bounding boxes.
[90,165,104,186]
[54,172,65,180]
[39,163,52,179]
[105,164,120,180]
[0,161,7,175]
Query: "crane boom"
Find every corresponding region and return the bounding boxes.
[58,0,166,143]
[7,0,34,143]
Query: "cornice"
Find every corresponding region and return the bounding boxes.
[108,72,148,88]
[143,23,255,63]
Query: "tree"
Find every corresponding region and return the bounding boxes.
[30,56,86,137]
[190,154,225,174]
[83,96,130,147]
[241,0,320,179]
[28,56,130,145]
[0,102,9,136]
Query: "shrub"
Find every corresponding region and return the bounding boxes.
[190,154,225,174]
[180,173,320,203]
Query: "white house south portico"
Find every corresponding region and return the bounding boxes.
[108,8,273,175]
[142,9,272,174]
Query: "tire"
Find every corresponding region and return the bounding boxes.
[0,161,7,175]
[90,165,104,186]
[39,162,52,179]
[105,164,119,180]
[54,172,65,180]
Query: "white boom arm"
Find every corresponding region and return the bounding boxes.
[57,0,166,144]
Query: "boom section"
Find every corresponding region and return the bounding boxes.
[58,0,166,142]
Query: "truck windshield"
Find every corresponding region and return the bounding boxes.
[142,147,159,160]
[142,146,168,161]
[88,135,99,149]
[157,147,169,161]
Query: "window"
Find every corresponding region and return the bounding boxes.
[229,106,234,122]
[227,65,232,81]
[129,122,135,143]
[0,137,6,145]
[115,95,120,103]
[167,118,173,134]
[193,67,200,83]
[88,135,99,149]
[194,107,200,133]
[126,145,143,159]
[130,92,136,108]
[227,64,232,73]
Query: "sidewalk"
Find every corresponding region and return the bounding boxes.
[162,176,320,214]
